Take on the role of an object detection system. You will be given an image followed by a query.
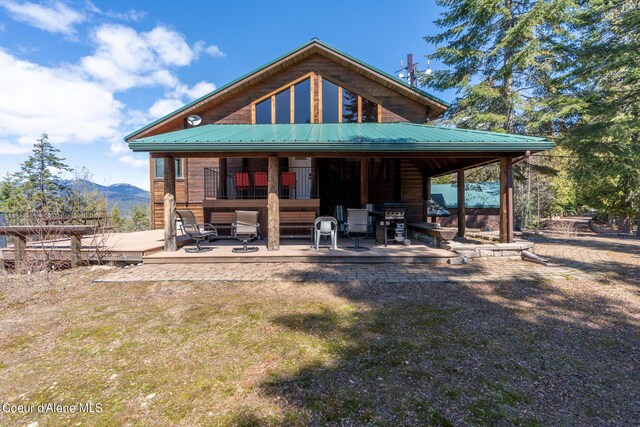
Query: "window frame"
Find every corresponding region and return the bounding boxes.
[251,72,315,124]
[154,157,185,180]
[250,72,383,124]
[318,74,382,124]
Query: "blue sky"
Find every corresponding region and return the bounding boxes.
[0,0,455,190]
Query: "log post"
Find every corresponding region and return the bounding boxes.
[70,234,81,267]
[500,157,514,243]
[311,158,318,200]
[219,158,227,198]
[164,193,177,252]
[164,156,176,199]
[14,235,26,268]
[457,170,466,238]
[360,158,369,207]
[425,175,433,222]
[267,156,280,251]
[163,156,177,252]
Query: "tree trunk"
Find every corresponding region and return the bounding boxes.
[637,199,640,236]
[618,214,632,234]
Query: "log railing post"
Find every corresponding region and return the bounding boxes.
[164,193,177,252]
[267,156,280,251]
[14,235,26,268]
[457,170,466,238]
[500,157,514,243]
[70,234,81,267]
[163,156,177,252]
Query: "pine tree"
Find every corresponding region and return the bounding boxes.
[16,133,73,210]
[552,0,640,234]
[130,204,150,231]
[0,174,29,211]
[109,205,125,232]
[424,0,574,133]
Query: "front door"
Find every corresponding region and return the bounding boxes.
[289,157,312,199]
[318,158,361,216]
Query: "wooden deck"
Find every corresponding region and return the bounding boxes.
[143,237,456,264]
[1,229,457,264]
[1,230,191,264]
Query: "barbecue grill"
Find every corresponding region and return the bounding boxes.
[373,202,411,246]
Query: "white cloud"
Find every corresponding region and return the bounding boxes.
[175,81,216,100]
[0,49,123,154]
[0,0,84,35]
[79,24,215,92]
[0,20,224,157]
[145,81,216,120]
[118,155,147,168]
[85,2,146,22]
[148,98,184,120]
[204,45,225,58]
[0,139,31,154]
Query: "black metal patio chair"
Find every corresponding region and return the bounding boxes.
[345,208,370,251]
[175,210,218,253]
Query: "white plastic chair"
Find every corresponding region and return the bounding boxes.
[314,216,337,250]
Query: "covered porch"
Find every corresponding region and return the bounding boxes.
[129,123,554,253]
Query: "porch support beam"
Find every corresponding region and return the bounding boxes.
[360,158,369,207]
[457,170,466,238]
[163,156,177,252]
[267,156,280,251]
[218,158,227,198]
[425,175,435,223]
[499,157,514,243]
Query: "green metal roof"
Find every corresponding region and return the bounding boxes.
[432,182,500,209]
[124,38,449,141]
[128,123,554,153]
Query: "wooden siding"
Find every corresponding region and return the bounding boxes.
[400,159,425,223]
[148,53,434,229]
[144,53,428,137]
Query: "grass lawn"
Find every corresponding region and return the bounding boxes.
[0,266,638,426]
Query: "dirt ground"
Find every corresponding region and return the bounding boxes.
[0,234,638,426]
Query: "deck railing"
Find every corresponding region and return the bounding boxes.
[204,166,318,199]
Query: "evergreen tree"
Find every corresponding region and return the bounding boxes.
[130,204,151,231]
[423,0,573,133]
[0,174,29,211]
[109,205,125,232]
[552,0,640,234]
[15,133,73,210]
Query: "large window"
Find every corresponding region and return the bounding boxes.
[293,78,311,123]
[253,74,380,124]
[255,99,271,124]
[321,79,339,123]
[253,76,312,124]
[154,158,183,179]
[321,78,379,123]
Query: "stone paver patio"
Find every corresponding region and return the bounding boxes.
[94,234,639,284]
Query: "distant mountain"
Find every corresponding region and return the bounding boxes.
[73,180,149,214]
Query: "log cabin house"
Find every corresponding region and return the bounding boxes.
[125,39,554,251]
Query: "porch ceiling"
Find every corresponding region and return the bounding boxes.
[128,123,554,154]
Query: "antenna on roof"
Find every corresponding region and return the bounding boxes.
[396,54,434,87]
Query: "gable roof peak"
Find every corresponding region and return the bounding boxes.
[125,39,449,141]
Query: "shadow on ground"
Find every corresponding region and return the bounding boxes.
[250,263,639,425]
